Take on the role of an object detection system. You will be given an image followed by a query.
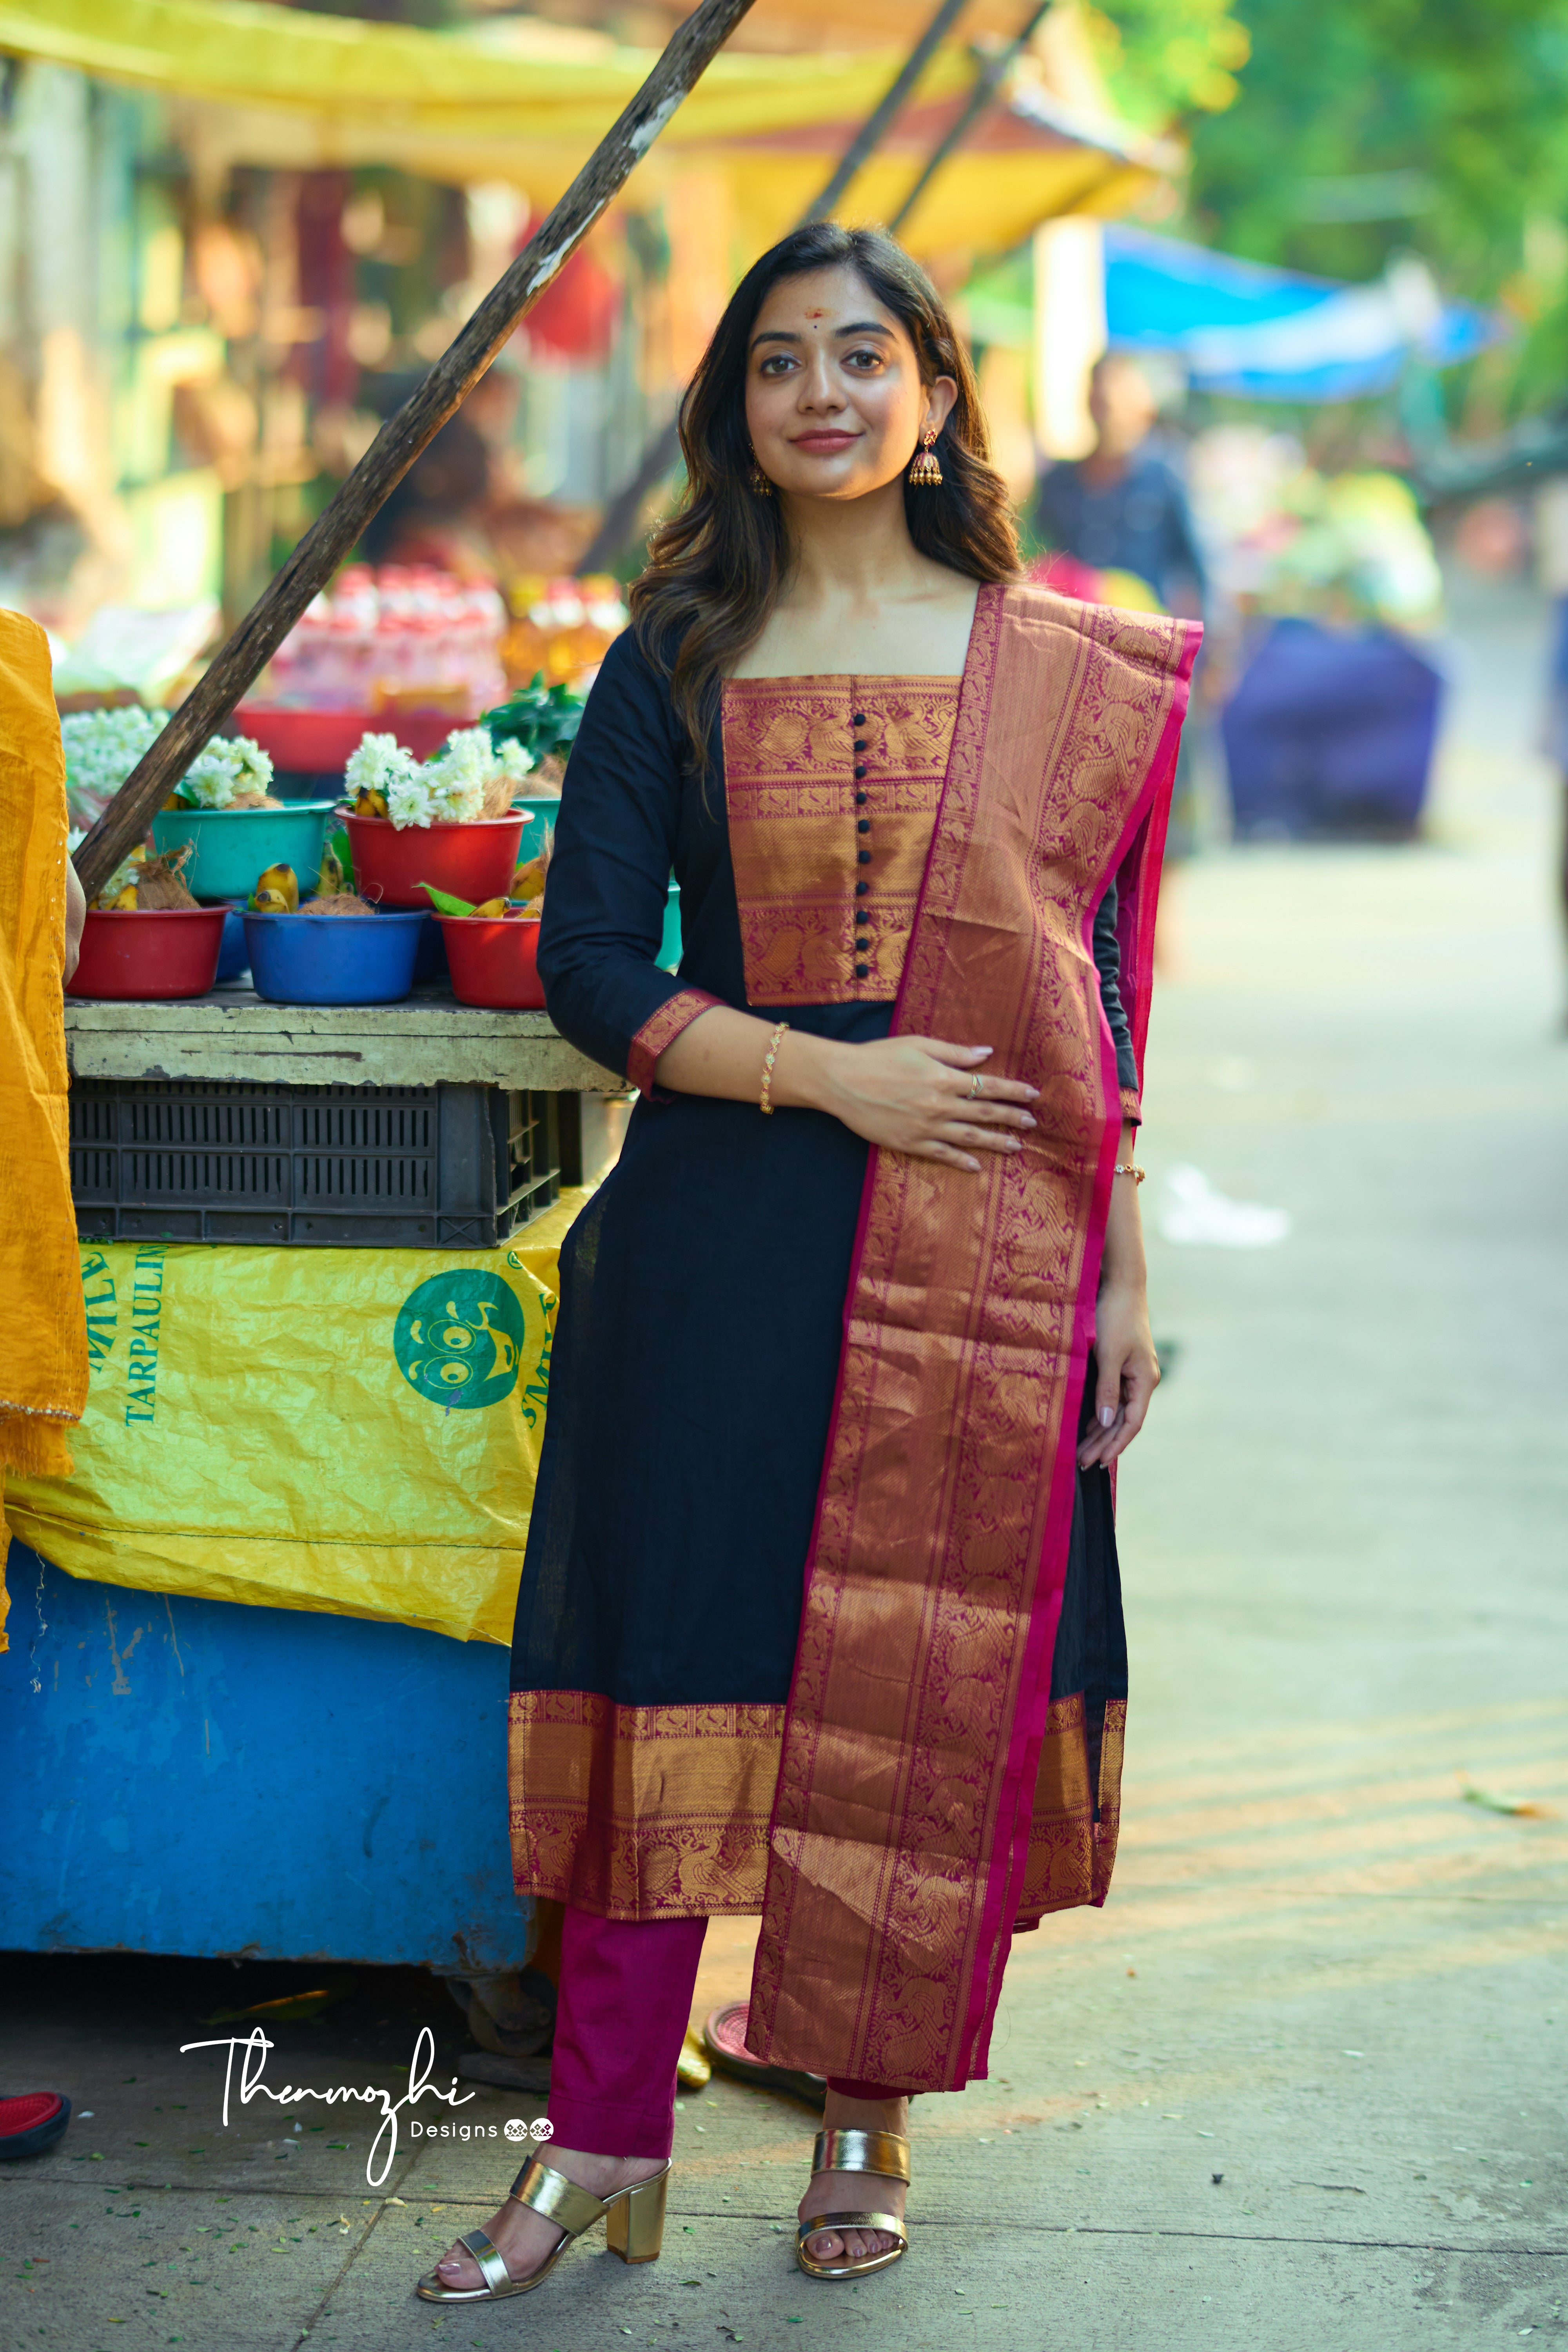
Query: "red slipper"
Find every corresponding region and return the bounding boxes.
[702,2005,825,2109]
[0,2092,71,2160]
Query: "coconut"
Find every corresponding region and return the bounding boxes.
[133,846,201,911]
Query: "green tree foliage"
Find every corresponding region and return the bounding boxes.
[1183,0,1568,311]
[1084,0,1251,128]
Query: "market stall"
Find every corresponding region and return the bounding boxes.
[7,622,629,1973]
[1,985,623,1970]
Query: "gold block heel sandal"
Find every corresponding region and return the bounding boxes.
[415,2154,670,2303]
[795,2127,910,2281]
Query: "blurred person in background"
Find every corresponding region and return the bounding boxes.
[1036,352,1209,916]
[1034,352,1207,621]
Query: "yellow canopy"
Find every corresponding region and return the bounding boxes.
[0,0,967,140]
[0,0,1165,253]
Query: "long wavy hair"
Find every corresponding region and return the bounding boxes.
[630,222,1020,771]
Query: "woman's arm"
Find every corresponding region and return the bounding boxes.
[64,858,86,985]
[536,632,722,1085]
[654,1009,1039,1172]
[1076,1122,1159,1469]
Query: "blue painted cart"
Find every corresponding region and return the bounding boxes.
[0,1545,532,1969]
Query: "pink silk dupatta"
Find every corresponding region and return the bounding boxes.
[747,582,1200,2093]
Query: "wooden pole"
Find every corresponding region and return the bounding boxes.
[802,0,972,224]
[574,0,972,577]
[888,0,1051,234]
[74,0,760,900]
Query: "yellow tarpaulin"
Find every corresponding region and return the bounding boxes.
[0,0,1163,252]
[2,1189,589,1650]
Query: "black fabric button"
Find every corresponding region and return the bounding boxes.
[852,711,866,726]
[857,818,870,833]
[853,738,867,752]
[855,791,867,804]
[857,849,871,865]
[855,962,870,978]
[855,940,870,953]
[854,764,867,780]
[855,880,868,895]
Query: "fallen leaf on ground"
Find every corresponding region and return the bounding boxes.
[1461,1780,1553,1818]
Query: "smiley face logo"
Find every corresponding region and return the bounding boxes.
[393,1271,527,1411]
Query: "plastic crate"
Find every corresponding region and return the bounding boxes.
[69,1079,560,1248]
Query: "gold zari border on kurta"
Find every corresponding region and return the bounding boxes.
[507,1687,1118,1927]
[508,1689,786,1918]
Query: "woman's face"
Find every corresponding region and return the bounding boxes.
[742,263,956,504]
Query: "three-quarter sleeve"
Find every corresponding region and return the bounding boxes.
[1092,879,1141,1120]
[536,630,721,1088]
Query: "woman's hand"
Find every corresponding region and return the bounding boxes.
[651,1006,1036,1168]
[1078,1280,1160,1470]
[1078,1132,1158,1469]
[807,1036,1038,1172]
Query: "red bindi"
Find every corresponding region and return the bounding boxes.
[804,307,828,319]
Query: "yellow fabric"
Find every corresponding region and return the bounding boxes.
[0,609,87,1653]
[0,1,1160,253]
[3,1190,593,1648]
[0,0,965,140]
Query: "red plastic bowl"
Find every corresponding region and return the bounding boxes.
[68,908,227,1000]
[345,813,524,910]
[236,705,457,767]
[439,913,545,1010]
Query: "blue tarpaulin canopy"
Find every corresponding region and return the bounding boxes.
[1103,225,1504,401]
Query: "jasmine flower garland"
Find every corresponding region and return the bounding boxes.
[60,706,167,826]
[178,734,276,809]
[60,705,275,820]
[346,726,535,828]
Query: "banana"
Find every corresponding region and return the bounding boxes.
[110,884,138,910]
[353,786,389,819]
[252,861,299,912]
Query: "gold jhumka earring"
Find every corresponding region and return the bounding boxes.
[747,448,774,495]
[907,426,943,488]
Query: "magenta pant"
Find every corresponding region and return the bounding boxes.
[546,1907,910,2159]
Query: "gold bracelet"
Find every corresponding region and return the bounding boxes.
[759,1020,789,1115]
[1113,1162,1146,1185]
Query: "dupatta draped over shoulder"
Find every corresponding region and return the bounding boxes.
[510,581,1198,2097]
[746,584,1198,2091]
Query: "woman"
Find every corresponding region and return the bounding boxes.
[421,222,1198,2307]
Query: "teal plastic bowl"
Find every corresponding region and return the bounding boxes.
[512,795,561,866]
[150,801,337,904]
[657,880,682,973]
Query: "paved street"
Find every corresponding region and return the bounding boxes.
[5,570,1567,2351]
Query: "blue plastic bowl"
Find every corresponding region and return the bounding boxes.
[215,903,250,984]
[151,801,338,903]
[412,910,450,985]
[243,907,426,1005]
